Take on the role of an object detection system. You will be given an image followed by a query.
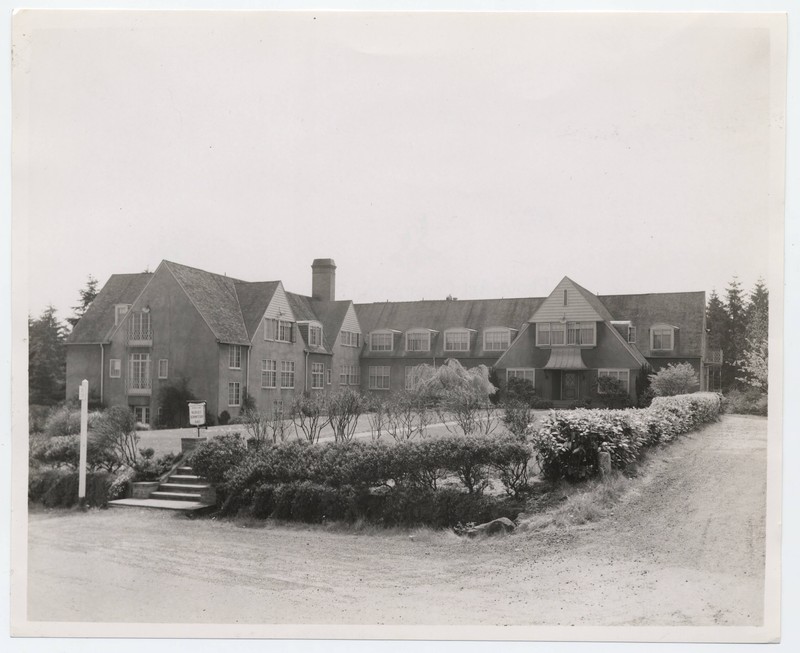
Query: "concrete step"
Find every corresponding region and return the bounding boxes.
[176,466,194,475]
[149,491,203,502]
[108,498,213,512]
[159,483,211,493]
[168,474,206,484]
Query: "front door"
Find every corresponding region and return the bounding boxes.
[563,372,579,400]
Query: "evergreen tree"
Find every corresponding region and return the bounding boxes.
[721,277,747,389]
[738,279,769,391]
[705,289,727,350]
[66,274,99,328]
[29,306,67,405]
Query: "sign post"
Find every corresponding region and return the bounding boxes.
[188,401,207,438]
[78,379,89,507]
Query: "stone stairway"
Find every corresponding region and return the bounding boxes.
[109,464,216,513]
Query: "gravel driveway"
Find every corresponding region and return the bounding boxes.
[25,415,768,628]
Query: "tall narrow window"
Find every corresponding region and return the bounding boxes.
[158,359,168,379]
[261,360,277,388]
[563,289,568,306]
[311,363,324,389]
[309,325,322,347]
[128,353,151,391]
[229,345,242,369]
[109,359,121,378]
[228,382,241,406]
[280,361,295,388]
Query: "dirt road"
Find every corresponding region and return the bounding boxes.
[26,415,768,626]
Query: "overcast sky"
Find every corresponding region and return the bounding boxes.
[15,10,784,320]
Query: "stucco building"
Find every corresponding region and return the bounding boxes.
[65,258,719,422]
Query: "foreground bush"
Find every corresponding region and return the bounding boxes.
[28,469,115,508]
[533,392,721,481]
[649,363,700,397]
[723,388,768,416]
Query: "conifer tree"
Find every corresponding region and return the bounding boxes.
[28,306,67,405]
[66,275,99,328]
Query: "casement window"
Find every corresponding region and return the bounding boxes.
[264,318,294,343]
[340,364,360,386]
[405,330,431,352]
[128,311,151,340]
[128,353,151,389]
[537,322,594,346]
[261,359,277,388]
[158,359,168,379]
[651,326,675,351]
[229,345,242,369]
[507,369,535,384]
[132,406,150,425]
[228,382,241,406]
[484,329,512,351]
[114,304,130,326]
[598,369,630,393]
[369,366,391,390]
[628,325,637,344]
[444,330,470,352]
[280,361,295,389]
[109,359,121,378]
[309,325,323,347]
[326,369,332,385]
[370,332,393,352]
[311,363,324,389]
[341,331,361,347]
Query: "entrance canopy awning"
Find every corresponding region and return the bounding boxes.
[544,347,588,370]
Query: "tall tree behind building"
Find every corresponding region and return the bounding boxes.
[65,274,99,328]
[28,306,67,405]
[721,277,747,389]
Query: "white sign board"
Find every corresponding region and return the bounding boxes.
[188,402,206,426]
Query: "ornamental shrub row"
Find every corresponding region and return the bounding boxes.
[532,392,721,482]
[28,469,116,508]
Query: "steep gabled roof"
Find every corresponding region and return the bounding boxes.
[286,292,332,354]
[568,277,615,322]
[311,300,354,351]
[234,281,281,340]
[354,297,543,336]
[66,273,153,344]
[164,261,250,345]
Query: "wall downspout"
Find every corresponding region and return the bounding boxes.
[304,350,309,392]
[246,345,251,404]
[100,344,104,404]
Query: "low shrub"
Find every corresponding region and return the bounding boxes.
[188,433,247,486]
[134,449,179,481]
[532,393,720,481]
[723,388,768,416]
[29,433,125,473]
[28,469,115,508]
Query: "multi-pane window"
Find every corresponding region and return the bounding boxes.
[109,359,121,378]
[406,331,430,352]
[129,311,151,340]
[537,322,595,346]
[309,325,322,347]
[651,327,674,350]
[158,359,168,379]
[128,353,151,390]
[133,406,150,425]
[340,364,360,386]
[264,318,294,342]
[229,345,242,369]
[484,329,511,351]
[341,331,360,347]
[567,322,595,346]
[261,359,277,388]
[444,330,470,352]
[598,369,630,392]
[507,369,535,383]
[369,366,391,390]
[228,382,241,406]
[280,361,295,388]
[311,363,324,389]
[549,323,565,345]
[370,332,393,352]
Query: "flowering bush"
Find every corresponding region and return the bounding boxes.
[532,393,720,481]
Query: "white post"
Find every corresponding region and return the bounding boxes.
[78,379,89,502]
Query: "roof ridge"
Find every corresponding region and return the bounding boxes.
[163,259,248,284]
[354,296,544,306]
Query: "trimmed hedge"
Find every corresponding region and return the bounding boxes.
[532,392,721,481]
[28,469,115,508]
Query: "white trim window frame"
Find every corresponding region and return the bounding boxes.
[114,304,130,326]
[651,325,675,351]
[311,362,324,389]
[309,324,323,347]
[566,321,596,346]
[405,330,431,353]
[128,353,151,389]
[228,381,241,406]
[341,331,360,347]
[507,368,535,384]
[109,358,121,378]
[229,344,242,369]
[370,331,393,352]
[628,325,637,344]
[444,329,470,352]
[158,359,168,379]
[280,361,295,389]
[261,359,277,389]
[264,318,294,343]
[368,365,391,390]
[326,368,332,385]
[484,328,511,351]
[598,368,630,393]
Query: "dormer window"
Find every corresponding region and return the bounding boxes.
[537,321,595,346]
[309,324,322,347]
[265,318,294,343]
[370,331,394,352]
[341,331,361,347]
[114,304,131,326]
[484,328,514,351]
[405,329,431,353]
[651,324,676,351]
[444,329,471,352]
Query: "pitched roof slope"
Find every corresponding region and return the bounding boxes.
[67,273,153,344]
[164,261,250,345]
[311,300,353,351]
[286,292,332,354]
[235,281,280,340]
[354,297,544,335]
[567,277,615,322]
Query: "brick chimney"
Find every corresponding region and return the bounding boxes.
[311,258,336,301]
